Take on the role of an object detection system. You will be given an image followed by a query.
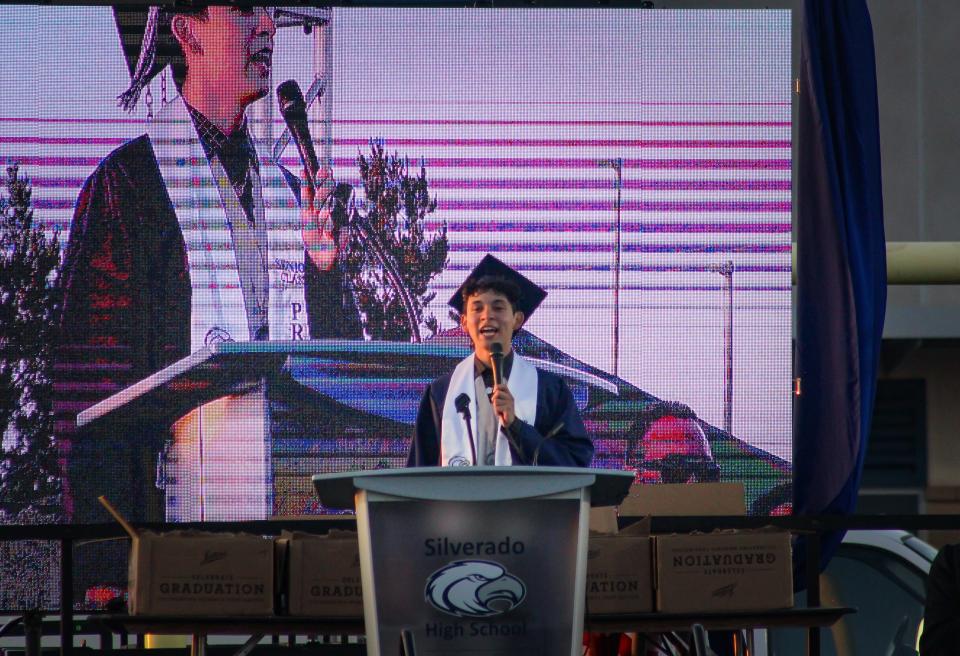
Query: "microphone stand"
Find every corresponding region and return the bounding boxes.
[400,628,417,656]
[531,422,564,466]
[531,434,549,467]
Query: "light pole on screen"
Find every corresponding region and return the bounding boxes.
[598,158,623,379]
[709,260,735,434]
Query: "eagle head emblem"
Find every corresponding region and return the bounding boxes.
[424,560,526,618]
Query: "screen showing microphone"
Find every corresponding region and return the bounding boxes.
[277,79,321,189]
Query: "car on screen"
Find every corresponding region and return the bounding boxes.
[272,329,791,517]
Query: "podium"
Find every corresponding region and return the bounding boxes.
[74,340,471,522]
[314,466,634,656]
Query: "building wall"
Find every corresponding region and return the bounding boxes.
[871,0,960,335]
[869,0,960,534]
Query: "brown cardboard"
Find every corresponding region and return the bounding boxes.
[619,482,746,517]
[285,530,363,617]
[129,531,274,615]
[585,517,653,614]
[589,507,619,535]
[655,530,793,613]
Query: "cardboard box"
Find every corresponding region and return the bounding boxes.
[654,530,793,613]
[619,482,746,517]
[285,530,363,617]
[129,531,274,616]
[585,517,653,614]
[589,506,619,534]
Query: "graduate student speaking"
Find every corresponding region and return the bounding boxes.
[408,255,594,468]
[55,6,359,522]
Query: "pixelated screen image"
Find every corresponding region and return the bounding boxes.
[0,4,792,554]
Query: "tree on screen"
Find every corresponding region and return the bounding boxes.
[340,144,448,341]
[0,165,62,521]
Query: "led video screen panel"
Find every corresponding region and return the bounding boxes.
[0,6,792,539]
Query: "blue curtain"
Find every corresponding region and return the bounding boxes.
[794,0,887,581]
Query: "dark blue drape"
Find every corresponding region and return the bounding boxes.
[794,0,887,580]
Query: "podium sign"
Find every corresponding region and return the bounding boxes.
[368,496,580,655]
[314,467,634,656]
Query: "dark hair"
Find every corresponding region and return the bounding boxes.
[638,401,697,428]
[460,274,522,313]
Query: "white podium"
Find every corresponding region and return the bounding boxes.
[314,466,634,656]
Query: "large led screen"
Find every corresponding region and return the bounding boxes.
[0,5,792,600]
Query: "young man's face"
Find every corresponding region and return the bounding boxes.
[627,416,721,484]
[180,6,276,107]
[460,289,525,364]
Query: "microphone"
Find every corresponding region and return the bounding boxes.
[488,343,524,459]
[454,393,477,465]
[454,393,471,418]
[276,82,429,343]
[489,342,505,388]
[276,80,320,190]
[489,342,520,455]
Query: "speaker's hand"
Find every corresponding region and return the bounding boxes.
[301,167,337,271]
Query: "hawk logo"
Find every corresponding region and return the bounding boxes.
[447,456,471,467]
[425,560,526,618]
[712,582,737,598]
[204,327,233,347]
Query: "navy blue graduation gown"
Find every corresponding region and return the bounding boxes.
[407,365,594,467]
[55,135,361,522]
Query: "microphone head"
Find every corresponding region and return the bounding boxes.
[490,342,504,356]
[276,79,307,119]
[455,393,471,413]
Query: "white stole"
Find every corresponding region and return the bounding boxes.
[440,353,538,466]
[147,96,310,352]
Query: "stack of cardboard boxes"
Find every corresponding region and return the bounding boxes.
[118,483,792,617]
[586,482,794,615]
[125,529,363,617]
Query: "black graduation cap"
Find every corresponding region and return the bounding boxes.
[113,6,204,111]
[448,254,547,319]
